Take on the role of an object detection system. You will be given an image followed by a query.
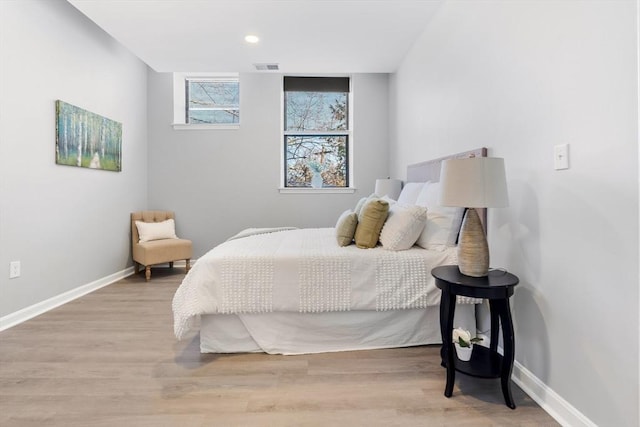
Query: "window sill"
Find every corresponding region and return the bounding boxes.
[172,123,240,131]
[279,187,356,194]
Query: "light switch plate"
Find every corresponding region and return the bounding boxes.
[9,261,20,279]
[554,144,569,170]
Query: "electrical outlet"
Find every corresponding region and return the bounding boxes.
[9,261,20,279]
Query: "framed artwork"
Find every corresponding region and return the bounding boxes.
[55,100,122,172]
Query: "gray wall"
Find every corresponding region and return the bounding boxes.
[0,0,148,318]
[389,1,638,426]
[147,72,390,257]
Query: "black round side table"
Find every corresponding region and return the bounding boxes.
[432,265,519,409]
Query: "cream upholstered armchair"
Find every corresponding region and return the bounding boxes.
[131,211,193,281]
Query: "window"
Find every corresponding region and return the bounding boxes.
[283,76,351,189]
[186,78,239,124]
[172,73,239,129]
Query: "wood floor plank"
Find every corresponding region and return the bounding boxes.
[0,269,559,426]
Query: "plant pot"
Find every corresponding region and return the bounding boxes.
[454,343,473,361]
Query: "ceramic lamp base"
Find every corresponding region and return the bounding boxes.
[457,208,489,277]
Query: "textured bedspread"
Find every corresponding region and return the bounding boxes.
[173,228,464,339]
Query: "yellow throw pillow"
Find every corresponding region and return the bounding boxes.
[354,193,378,217]
[335,210,358,246]
[354,199,389,248]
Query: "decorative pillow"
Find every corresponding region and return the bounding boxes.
[415,182,464,249]
[380,204,427,251]
[354,193,378,217]
[335,210,358,247]
[354,199,389,249]
[135,219,178,242]
[396,182,425,205]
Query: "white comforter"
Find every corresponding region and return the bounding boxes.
[173,227,460,340]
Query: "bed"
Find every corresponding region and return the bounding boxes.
[172,148,487,355]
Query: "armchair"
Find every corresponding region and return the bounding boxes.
[131,211,192,281]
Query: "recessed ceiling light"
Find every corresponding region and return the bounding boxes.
[244,35,260,44]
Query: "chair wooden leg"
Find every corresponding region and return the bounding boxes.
[186,259,191,273]
[134,263,140,274]
[145,266,151,281]
[169,262,174,268]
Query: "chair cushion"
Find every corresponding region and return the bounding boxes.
[133,238,193,266]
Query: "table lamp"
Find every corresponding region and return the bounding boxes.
[374,178,402,201]
[438,157,509,277]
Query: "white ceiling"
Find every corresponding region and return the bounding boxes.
[67,0,442,73]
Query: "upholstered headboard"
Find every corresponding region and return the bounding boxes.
[406,147,488,230]
[406,147,487,183]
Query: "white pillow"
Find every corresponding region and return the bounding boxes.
[415,180,438,208]
[380,195,397,207]
[136,219,178,242]
[396,182,425,205]
[415,182,464,249]
[415,212,457,250]
[379,204,427,251]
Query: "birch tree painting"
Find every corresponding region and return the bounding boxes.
[55,100,122,172]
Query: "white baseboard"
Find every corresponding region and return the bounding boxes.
[512,359,597,427]
[0,266,135,331]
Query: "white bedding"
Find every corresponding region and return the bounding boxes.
[173,227,472,340]
[199,306,477,355]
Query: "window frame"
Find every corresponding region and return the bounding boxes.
[279,76,355,193]
[172,72,240,130]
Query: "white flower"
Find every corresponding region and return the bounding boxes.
[452,327,472,346]
[453,327,483,347]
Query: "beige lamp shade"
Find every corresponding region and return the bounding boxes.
[439,157,509,208]
[438,157,509,277]
[375,178,402,200]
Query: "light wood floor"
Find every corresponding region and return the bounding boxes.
[1,269,559,426]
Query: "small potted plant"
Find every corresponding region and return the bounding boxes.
[452,327,483,361]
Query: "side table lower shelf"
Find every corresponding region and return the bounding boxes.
[451,345,503,378]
